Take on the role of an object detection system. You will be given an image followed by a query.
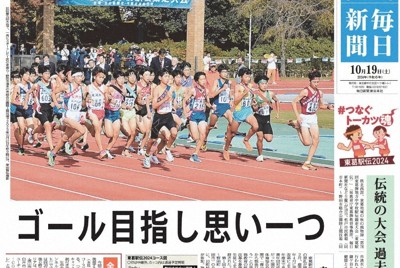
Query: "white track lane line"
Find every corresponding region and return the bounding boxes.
[12,160,199,201]
[116,155,334,196]
[12,176,109,200]
[12,159,283,200]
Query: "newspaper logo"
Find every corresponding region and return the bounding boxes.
[103,257,118,268]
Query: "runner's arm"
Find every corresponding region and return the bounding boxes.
[271,92,280,118]
[234,84,247,106]
[318,91,334,110]
[291,88,308,122]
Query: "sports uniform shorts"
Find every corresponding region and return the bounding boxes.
[151,112,176,139]
[300,113,318,128]
[190,111,207,124]
[105,109,121,123]
[213,103,230,118]
[255,114,273,135]
[90,109,105,121]
[136,105,147,117]
[121,109,136,122]
[35,104,54,125]
[15,105,33,119]
[173,108,183,118]
[233,106,253,123]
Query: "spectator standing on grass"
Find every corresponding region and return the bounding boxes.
[113,48,122,72]
[61,44,70,66]
[19,44,26,55]
[203,52,211,72]
[265,52,278,84]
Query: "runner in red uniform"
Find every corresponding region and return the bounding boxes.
[290,70,334,170]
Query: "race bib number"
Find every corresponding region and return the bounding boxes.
[125,97,135,108]
[92,98,104,109]
[27,96,35,105]
[20,93,26,103]
[111,99,122,109]
[218,91,229,104]
[193,99,205,111]
[258,105,270,116]
[242,98,252,107]
[176,96,183,107]
[69,100,81,112]
[39,92,52,104]
[306,102,318,113]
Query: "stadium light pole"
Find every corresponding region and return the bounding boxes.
[248,10,252,69]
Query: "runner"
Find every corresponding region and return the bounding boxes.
[10,71,22,152]
[12,67,35,155]
[47,67,88,166]
[120,69,138,157]
[289,70,334,170]
[32,65,56,151]
[171,69,186,129]
[143,68,176,169]
[204,64,234,151]
[242,74,280,162]
[180,62,195,143]
[103,70,126,159]
[184,72,213,163]
[135,66,153,155]
[223,67,259,160]
[85,66,107,157]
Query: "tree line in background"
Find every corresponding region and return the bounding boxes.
[11,0,333,76]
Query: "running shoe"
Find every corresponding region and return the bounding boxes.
[122,148,132,158]
[64,142,73,155]
[150,155,160,164]
[27,128,34,144]
[18,147,25,156]
[128,146,136,153]
[137,148,146,156]
[143,156,151,169]
[33,141,42,148]
[190,154,202,163]
[99,150,107,159]
[81,143,89,151]
[47,151,56,166]
[302,163,317,171]
[165,150,174,162]
[200,143,207,152]
[223,149,230,161]
[256,155,264,162]
[187,137,195,143]
[243,139,253,151]
[106,150,115,159]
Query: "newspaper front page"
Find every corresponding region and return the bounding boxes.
[1,0,399,267]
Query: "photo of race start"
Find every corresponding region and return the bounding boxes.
[9,0,334,201]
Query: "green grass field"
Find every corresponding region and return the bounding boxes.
[271,110,334,129]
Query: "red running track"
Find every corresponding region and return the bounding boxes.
[11,135,333,201]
